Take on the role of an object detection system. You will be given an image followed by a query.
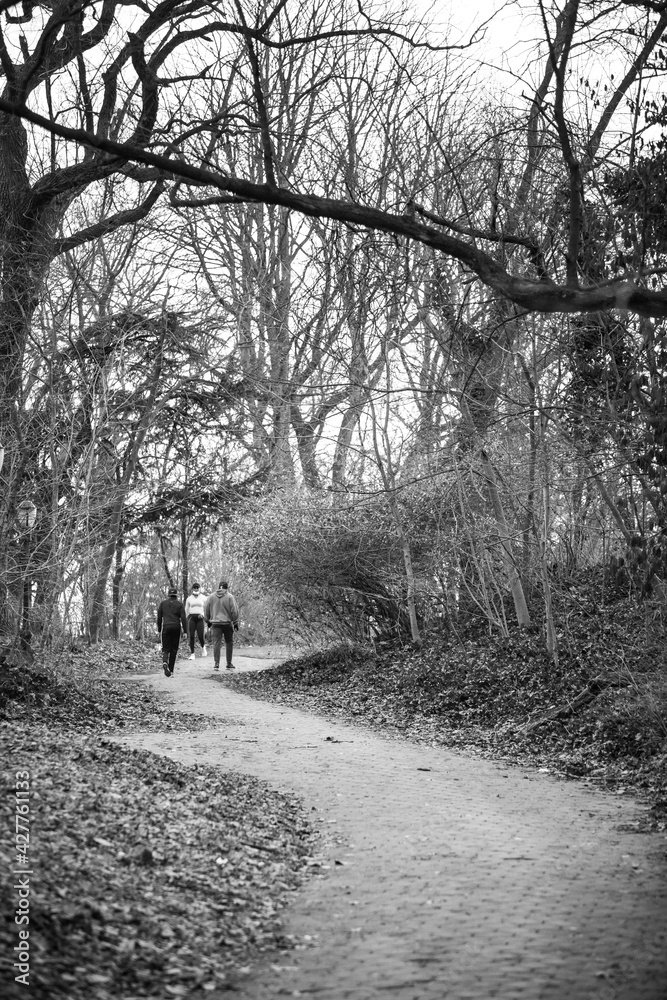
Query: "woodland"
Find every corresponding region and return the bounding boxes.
[1,0,667,995]
[1,0,667,650]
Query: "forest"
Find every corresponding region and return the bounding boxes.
[2,3,667,997]
[1,0,666,655]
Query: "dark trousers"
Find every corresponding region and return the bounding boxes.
[188,616,205,652]
[211,623,234,667]
[161,626,181,672]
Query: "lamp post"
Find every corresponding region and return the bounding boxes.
[16,501,38,637]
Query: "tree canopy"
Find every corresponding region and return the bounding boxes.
[2,0,667,327]
[2,0,667,647]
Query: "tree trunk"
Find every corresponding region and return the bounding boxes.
[521,360,538,571]
[367,365,421,645]
[111,536,125,640]
[157,528,176,591]
[396,518,421,645]
[331,394,365,489]
[450,302,532,627]
[267,206,295,483]
[291,405,321,487]
[479,450,531,627]
[180,515,189,597]
[540,485,558,666]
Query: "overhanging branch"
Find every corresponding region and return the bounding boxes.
[2,96,667,318]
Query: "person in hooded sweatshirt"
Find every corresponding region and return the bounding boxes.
[204,580,239,670]
[157,586,187,676]
[185,582,207,659]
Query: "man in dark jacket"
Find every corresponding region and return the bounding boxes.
[157,587,187,676]
[204,580,239,670]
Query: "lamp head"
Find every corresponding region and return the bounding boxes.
[17,501,37,530]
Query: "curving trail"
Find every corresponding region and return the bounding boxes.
[116,648,667,1000]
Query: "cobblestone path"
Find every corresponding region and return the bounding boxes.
[117,651,667,1000]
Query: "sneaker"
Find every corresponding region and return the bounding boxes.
[225,663,235,670]
[163,663,171,677]
[202,645,207,657]
[188,653,195,660]
[213,664,219,671]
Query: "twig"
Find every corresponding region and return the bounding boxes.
[522,673,630,733]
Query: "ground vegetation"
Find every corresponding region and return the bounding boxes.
[0,642,318,999]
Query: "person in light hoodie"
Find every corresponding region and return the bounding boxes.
[185,582,207,660]
[204,580,239,671]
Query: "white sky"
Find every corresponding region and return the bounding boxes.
[423,1,542,61]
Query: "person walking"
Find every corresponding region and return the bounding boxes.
[204,580,239,670]
[157,586,187,677]
[185,582,207,659]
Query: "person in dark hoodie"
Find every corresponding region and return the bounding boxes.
[157,586,187,676]
[204,580,239,670]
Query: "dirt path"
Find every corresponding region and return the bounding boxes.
[116,649,667,1000]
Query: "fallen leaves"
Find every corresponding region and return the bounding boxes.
[0,721,317,1000]
[1,640,216,735]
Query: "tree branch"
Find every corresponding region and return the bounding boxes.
[3,96,667,318]
[514,3,572,213]
[586,11,667,165]
[235,0,278,189]
[540,0,582,288]
[414,203,550,280]
[54,181,166,255]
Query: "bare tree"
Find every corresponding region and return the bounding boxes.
[1,0,664,442]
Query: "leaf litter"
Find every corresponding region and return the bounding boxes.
[0,640,318,999]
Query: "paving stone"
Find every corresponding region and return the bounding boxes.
[114,653,667,1000]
